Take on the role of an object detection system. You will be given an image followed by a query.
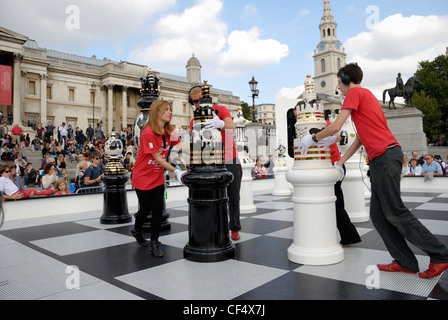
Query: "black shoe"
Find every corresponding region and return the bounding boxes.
[131,229,148,247]
[149,240,164,257]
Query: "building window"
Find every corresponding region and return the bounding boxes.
[28,81,36,95]
[69,88,75,102]
[47,85,52,100]
[321,59,326,73]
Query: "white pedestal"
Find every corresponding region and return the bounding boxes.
[240,162,256,214]
[286,168,344,265]
[341,154,370,223]
[272,166,292,196]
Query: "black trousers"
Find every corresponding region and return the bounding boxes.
[334,165,361,245]
[225,162,242,232]
[134,184,164,241]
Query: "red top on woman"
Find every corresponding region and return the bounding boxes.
[132,126,180,190]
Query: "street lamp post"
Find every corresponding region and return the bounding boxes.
[248,76,259,123]
[90,83,96,127]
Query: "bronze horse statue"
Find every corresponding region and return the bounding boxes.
[383,75,421,110]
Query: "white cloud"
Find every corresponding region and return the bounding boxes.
[275,13,448,102]
[0,0,175,53]
[129,0,289,76]
[275,85,304,100]
[344,14,448,100]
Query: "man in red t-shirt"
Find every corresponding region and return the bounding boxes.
[298,63,448,279]
[189,86,242,241]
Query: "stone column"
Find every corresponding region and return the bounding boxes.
[13,53,22,125]
[122,86,128,129]
[107,84,114,134]
[40,74,47,124]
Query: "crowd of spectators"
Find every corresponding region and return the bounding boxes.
[402,150,447,179]
[0,121,136,200]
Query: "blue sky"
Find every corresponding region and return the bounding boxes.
[1,0,448,104]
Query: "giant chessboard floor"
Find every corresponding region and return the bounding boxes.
[1,189,448,307]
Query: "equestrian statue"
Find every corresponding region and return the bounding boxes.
[383,73,421,110]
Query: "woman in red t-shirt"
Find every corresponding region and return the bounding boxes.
[131,100,186,257]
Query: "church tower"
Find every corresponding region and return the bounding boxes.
[313,0,346,111]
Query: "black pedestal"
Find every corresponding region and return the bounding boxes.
[183,168,235,262]
[101,175,132,224]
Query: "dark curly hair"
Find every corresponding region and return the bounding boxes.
[338,62,363,85]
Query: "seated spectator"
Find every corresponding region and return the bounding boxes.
[41,152,51,169]
[9,164,24,191]
[41,162,60,190]
[23,133,30,148]
[57,154,67,170]
[60,167,69,183]
[84,151,103,190]
[54,179,72,196]
[171,151,186,170]
[67,143,78,162]
[0,165,54,200]
[31,135,43,152]
[422,154,444,179]
[10,141,20,161]
[251,158,268,179]
[75,160,88,190]
[264,154,275,178]
[24,163,39,187]
[402,155,409,176]
[405,158,422,176]
[411,150,425,166]
[123,151,135,172]
[1,144,12,161]
[14,152,27,176]
[434,155,446,176]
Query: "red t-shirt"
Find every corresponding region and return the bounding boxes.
[325,120,341,164]
[189,105,237,163]
[132,126,180,190]
[341,87,399,160]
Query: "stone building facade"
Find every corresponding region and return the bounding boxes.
[0,27,241,135]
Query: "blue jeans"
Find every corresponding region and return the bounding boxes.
[369,146,448,272]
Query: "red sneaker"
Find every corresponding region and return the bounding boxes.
[419,262,448,279]
[231,231,240,241]
[377,260,416,274]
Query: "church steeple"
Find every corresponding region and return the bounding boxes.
[319,0,337,42]
[313,0,346,112]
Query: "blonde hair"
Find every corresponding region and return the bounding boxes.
[144,100,173,136]
[189,86,202,97]
[78,160,87,170]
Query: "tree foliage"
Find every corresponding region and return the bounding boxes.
[415,54,448,138]
[241,101,252,121]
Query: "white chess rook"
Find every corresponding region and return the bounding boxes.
[287,168,343,265]
[286,74,343,265]
[341,152,369,223]
[240,160,256,214]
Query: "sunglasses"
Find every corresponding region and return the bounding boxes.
[94,157,100,160]
[192,99,200,104]
[3,170,10,173]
